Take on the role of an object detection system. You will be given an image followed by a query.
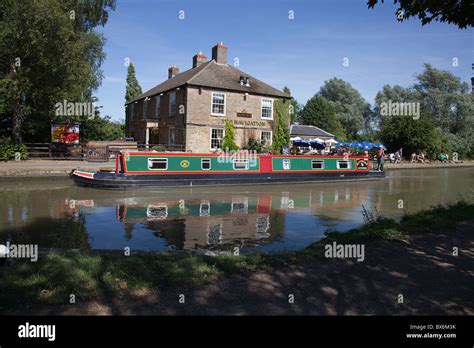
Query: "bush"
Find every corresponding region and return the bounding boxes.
[242,137,265,153]
[0,138,28,161]
[151,145,166,152]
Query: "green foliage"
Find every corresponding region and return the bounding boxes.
[0,0,116,143]
[272,99,291,154]
[222,120,238,151]
[125,63,143,103]
[380,109,443,156]
[374,65,474,158]
[0,137,28,161]
[80,116,125,141]
[300,95,346,141]
[282,86,301,124]
[318,78,370,140]
[242,137,265,153]
[367,0,473,29]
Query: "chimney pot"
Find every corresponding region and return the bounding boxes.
[212,42,228,65]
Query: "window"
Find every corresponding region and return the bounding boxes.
[201,158,211,170]
[233,159,249,170]
[312,160,324,169]
[168,127,175,144]
[155,95,161,119]
[210,128,224,149]
[337,160,351,169]
[130,104,134,121]
[169,92,176,116]
[283,159,291,170]
[260,131,272,145]
[200,200,210,217]
[211,92,226,115]
[148,158,168,170]
[147,205,168,219]
[261,98,273,119]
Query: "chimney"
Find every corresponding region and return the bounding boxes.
[168,65,179,79]
[192,51,207,68]
[212,42,228,65]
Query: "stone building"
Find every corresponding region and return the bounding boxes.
[125,42,291,152]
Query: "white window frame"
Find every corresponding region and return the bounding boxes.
[337,160,351,169]
[155,95,161,119]
[282,159,291,170]
[261,98,274,120]
[211,92,226,116]
[148,158,168,171]
[233,159,249,170]
[260,130,272,145]
[312,160,324,169]
[210,128,224,150]
[201,158,211,170]
[169,92,176,116]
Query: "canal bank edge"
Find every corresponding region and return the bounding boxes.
[0,160,473,177]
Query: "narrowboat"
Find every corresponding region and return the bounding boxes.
[70,151,385,189]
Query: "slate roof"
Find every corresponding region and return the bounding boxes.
[127,60,291,104]
[290,124,334,138]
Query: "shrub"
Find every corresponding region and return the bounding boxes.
[0,138,28,161]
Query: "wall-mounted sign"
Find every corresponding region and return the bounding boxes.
[237,112,252,118]
[220,119,267,127]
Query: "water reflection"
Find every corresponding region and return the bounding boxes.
[0,168,472,253]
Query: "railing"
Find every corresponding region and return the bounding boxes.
[25,143,186,162]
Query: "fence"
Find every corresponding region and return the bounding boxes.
[25,143,186,162]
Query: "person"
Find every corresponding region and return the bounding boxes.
[394,151,400,164]
[388,153,395,163]
[411,152,417,163]
[377,146,385,172]
[398,147,403,161]
[419,152,425,163]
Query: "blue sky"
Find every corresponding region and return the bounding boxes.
[96,0,474,121]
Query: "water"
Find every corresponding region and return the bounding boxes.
[0,168,472,253]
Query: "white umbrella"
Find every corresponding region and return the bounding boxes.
[310,138,324,143]
[324,139,338,145]
[290,136,302,141]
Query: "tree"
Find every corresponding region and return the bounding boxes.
[380,109,445,158]
[80,116,125,141]
[282,86,301,124]
[300,95,346,140]
[222,120,238,151]
[272,98,291,154]
[0,0,116,143]
[368,0,473,29]
[318,78,370,140]
[125,63,143,103]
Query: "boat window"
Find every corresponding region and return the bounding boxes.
[283,159,291,170]
[312,160,324,169]
[146,205,168,219]
[337,160,351,169]
[201,158,211,170]
[233,159,249,170]
[148,158,168,170]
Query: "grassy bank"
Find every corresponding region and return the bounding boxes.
[1,199,473,311]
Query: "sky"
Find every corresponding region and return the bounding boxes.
[95,0,474,121]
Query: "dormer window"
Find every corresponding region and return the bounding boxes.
[245,77,250,87]
[239,76,245,85]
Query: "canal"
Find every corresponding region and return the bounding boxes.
[0,167,472,253]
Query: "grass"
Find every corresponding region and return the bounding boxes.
[0,199,473,311]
